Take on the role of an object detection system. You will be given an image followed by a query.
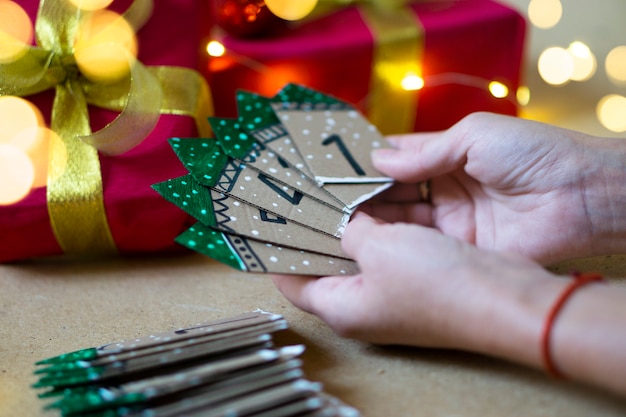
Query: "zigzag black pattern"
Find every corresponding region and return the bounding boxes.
[240,143,263,164]
[210,192,235,234]
[215,159,244,193]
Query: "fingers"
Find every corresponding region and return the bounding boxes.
[270,273,366,324]
[373,134,466,182]
[373,117,478,183]
[371,182,429,203]
[357,202,433,226]
[270,274,318,314]
[340,212,385,261]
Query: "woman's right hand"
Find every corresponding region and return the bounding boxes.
[367,112,626,264]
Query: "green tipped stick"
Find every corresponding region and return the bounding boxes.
[36,348,98,366]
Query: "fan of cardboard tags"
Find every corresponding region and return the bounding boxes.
[153,84,393,276]
[34,311,360,417]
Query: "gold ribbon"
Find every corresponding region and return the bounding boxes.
[0,0,213,258]
[359,3,423,135]
[298,0,423,134]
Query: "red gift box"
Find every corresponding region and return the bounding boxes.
[207,0,526,133]
[0,0,212,262]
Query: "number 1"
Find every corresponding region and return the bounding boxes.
[322,134,365,176]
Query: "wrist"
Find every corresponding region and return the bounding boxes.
[580,136,626,257]
[445,258,562,368]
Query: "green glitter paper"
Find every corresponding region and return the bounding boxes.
[168,138,228,187]
[152,175,217,227]
[208,117,256,160]
[175,224,244,271]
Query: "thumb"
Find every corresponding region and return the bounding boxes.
[373,128,473,183]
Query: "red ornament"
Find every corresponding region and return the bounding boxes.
[214,0,285,38]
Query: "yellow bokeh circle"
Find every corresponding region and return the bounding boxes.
[597,94,626,133]
[538,46,573,86]
[605,45,626,85]
[0,144,35,205]
[0,0,33,63]
[528,0,562,29]
[265,0,318,21]
[74,10,138,83]
[567,41,596,82]
[68,0,114,11]
[0,96,44,151]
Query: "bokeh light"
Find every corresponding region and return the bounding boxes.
[11,126,51,188]
[46,130,68,185]
[488,81,509,98]
[0,96,44,151]
[0,0,33,63]
[0,144,35,205]
[538,46,573,86]
[207,40,226,57]
[528,0,562,29]
[0,96,53,199]
[265,0,318,21]
[74,10,138,83]
[516,86,531,106]
[567,41,596,81]
[596,94,626,132]
[605,45,626,85]
[401,73,424,91]
[68,0,114,11]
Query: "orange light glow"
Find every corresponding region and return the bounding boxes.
[401,73,424,91]
[206,40,226,57]
[46,130,68,185]
[12,126,51,188]
[0,144,35,205]
[258,63,310,97]
[74,10,138,83]
[488,81,509,98]
[0,0,33,63]
[265,0,318,21]
[68,0,114,11]
[0,96,44,150]
[516,86,531,106]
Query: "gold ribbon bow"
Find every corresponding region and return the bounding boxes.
[0,0,213,258]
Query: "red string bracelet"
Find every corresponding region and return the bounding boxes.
[541,272,605,379]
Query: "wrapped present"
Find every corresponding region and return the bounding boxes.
[0,0,213,262]
[206,0,526,134]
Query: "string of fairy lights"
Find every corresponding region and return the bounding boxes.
[205,0,526,104]
[206,39,523,105]
[0,0,623,206]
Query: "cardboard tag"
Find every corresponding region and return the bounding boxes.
[152,84,397,276]
[34,312,361,417]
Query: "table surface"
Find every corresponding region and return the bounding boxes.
[3,0,626,415]
[2,254,626,417]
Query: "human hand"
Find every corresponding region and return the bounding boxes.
[271,212,626,397]
[272,212,554,355]
[368,112,626,264]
